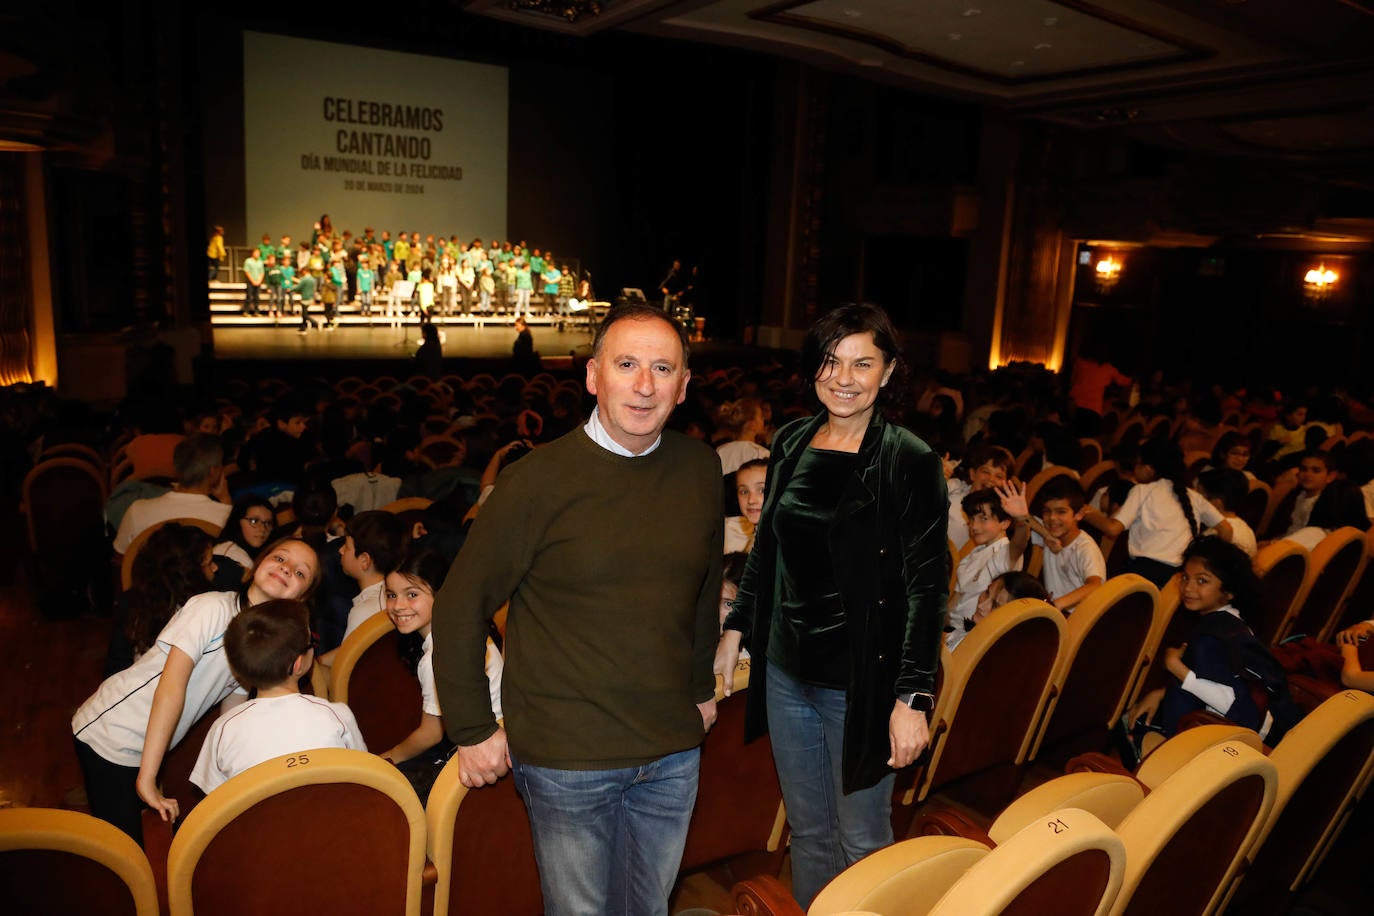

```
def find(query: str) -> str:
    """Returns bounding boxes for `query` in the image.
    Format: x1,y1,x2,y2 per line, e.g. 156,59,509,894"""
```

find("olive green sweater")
433,428,723,769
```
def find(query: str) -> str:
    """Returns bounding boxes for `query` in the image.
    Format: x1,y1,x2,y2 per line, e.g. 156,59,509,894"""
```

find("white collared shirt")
583,406,661,457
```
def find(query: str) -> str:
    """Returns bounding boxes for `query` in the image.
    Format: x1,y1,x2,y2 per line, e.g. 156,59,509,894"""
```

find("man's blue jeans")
510,746,700,916
765,663,894,906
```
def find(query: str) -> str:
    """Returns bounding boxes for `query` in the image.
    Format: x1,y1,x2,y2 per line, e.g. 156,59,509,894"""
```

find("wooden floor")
0,529,111,811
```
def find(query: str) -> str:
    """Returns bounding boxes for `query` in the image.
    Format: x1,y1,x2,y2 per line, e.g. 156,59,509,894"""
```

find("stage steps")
208,281,576,328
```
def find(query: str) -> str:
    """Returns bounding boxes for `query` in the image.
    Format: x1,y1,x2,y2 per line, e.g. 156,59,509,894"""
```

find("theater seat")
1282,527,1367,642
166,748,427,916
0,807,159,916
1030,574,1159,765
1224,689,1374,915
679,659,787,881
425,749,543,916
952,737,1274,916
733,807,1125,916
1250,540,1308,646
1110,740,1276,916
903,599,1065,819
1062,723,1261,788
927,807,1126,916
324,610,422,752
732,836,989,916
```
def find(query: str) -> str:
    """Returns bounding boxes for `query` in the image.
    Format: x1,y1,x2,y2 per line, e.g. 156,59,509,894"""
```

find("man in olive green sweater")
433,305,722,916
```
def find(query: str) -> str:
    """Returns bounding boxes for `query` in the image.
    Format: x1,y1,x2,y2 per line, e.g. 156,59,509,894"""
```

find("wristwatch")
896,692,935,714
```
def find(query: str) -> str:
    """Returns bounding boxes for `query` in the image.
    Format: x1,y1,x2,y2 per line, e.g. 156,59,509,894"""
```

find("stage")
204,316,769,388
210,321,594,362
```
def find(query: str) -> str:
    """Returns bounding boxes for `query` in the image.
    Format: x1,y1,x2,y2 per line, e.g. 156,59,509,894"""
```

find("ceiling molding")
462,0,682,36
748,0,1213,86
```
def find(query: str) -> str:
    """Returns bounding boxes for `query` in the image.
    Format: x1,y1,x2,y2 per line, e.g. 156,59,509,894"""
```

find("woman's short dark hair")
799,303,906,410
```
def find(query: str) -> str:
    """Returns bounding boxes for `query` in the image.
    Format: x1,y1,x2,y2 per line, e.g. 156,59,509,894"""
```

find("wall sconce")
1303,264,1339,301
1094,255,1122,291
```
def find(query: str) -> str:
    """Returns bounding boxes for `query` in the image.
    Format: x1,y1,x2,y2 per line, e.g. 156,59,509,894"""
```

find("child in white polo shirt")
1028,476,1106,613
191,599,364,794
947,483,1030,650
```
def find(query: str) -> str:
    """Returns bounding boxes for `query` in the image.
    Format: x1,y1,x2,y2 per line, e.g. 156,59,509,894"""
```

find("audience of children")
72,538,321,841
1081,438,1231,588
28,339,1374,860
189,599,365,794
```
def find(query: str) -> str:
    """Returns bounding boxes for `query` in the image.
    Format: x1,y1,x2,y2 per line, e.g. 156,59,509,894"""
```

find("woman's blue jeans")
766,662,895,906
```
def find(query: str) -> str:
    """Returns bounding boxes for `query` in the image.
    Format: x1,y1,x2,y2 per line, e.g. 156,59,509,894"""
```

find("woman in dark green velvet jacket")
716,303,948,906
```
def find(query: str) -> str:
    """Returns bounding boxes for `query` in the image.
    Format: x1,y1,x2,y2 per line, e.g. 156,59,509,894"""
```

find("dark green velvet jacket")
724,409,949,792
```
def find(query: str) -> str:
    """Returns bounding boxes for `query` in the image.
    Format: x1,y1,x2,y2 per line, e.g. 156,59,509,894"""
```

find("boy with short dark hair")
341,510,407,638
1284,450,1334,536
1028,477,1106,612
190,599,364,794
947,484,1029,649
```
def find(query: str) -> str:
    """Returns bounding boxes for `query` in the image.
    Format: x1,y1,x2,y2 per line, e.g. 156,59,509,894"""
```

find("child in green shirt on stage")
355,255,376,316
279,259,297,315
513,262,533,320
264,253,284,318
295,269,318,334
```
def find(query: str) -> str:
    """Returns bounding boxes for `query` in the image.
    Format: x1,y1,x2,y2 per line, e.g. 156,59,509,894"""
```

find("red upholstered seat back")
1,849,141,916
188,783,412,916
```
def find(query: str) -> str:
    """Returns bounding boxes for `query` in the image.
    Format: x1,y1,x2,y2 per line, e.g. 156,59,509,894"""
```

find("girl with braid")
1082,438,1233,588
